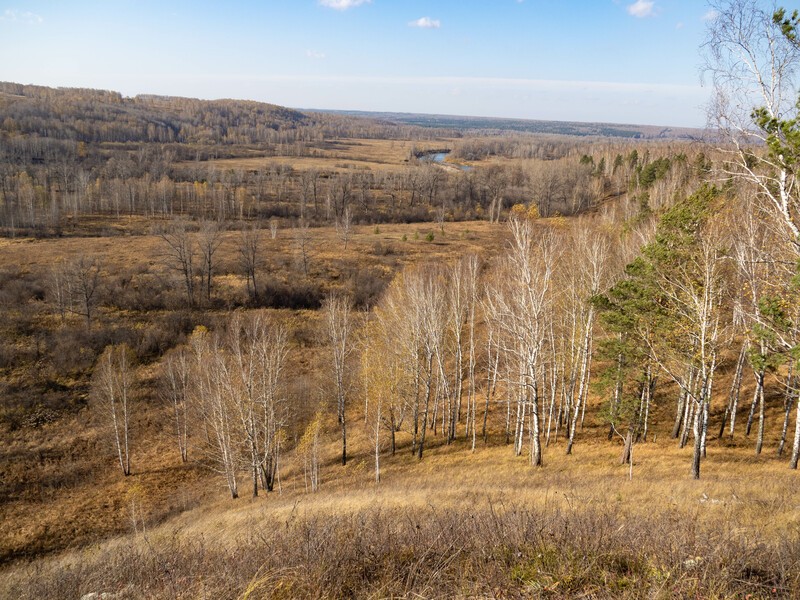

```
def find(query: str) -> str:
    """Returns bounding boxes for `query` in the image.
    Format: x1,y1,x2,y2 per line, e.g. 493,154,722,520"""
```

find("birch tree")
485,216,557,467
324,293,353,466
160,345,192,463
564,224,609,455
190,327,239,499
93,344,136,476
704,0,800,248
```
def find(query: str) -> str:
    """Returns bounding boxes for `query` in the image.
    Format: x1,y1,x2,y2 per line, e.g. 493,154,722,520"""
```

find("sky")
0,1,737,127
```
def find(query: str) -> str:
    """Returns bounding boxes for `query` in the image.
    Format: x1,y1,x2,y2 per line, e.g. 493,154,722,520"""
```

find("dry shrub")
4,501,798,599
259,277,323,310
347,266,390,310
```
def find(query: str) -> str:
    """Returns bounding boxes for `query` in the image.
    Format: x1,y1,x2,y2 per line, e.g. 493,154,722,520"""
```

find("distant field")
181,138,463,172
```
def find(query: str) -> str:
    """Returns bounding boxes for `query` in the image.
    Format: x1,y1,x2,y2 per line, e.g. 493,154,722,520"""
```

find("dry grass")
184,138,459,173
0,220,504,284
2,427,799,599
2,220,799,598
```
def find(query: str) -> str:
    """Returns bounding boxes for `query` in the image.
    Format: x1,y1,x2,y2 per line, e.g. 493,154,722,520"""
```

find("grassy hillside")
1,82,798,599
1,218,799,599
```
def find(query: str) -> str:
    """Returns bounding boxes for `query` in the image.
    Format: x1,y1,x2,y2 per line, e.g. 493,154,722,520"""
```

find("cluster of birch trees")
159,312,290,498
359,213,617,479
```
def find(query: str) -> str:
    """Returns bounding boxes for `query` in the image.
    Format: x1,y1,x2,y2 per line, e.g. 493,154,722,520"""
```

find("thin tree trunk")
755,369,766,455
672,384,687,439
779,371,795,457
678,367,697,448
620,430,633,465
609,350,623,441
721,341,747,439
691,401,703,479
580,332,593,431
529,378,542,467
745,371,760,436
566,309,593,455
417,353,433,460
483,339,499,443
790,387,800,469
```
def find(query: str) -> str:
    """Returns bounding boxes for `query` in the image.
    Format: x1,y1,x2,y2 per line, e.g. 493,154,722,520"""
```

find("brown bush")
4,502,798,599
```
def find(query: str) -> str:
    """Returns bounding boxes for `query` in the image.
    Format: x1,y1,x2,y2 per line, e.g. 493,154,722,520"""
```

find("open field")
181,138,464,173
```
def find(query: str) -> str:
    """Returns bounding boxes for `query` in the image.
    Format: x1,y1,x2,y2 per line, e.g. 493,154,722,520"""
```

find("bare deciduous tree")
238,223,263,304
68,256,102,328
159,219,197,308
704,0,800,246
324,293,353,466
93,344,136,476
198,220,224,303
161,345,192,463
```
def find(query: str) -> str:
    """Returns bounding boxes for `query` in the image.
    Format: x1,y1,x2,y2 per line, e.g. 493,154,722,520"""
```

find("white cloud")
409,17,441,29
318,0,370,10
627,0,656,18
702,9,719,21
0,9,43,24
306,50,326,60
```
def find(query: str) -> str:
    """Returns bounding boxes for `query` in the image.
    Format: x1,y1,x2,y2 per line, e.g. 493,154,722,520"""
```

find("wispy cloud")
409,16,441,29
318,0,370,10
702,9,719,21
627,0,656,18
306,50,326,60
0,9,43,24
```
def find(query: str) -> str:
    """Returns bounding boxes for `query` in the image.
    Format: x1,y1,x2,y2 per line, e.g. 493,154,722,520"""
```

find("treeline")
0,81,713,236
0,82,455,146
0,139,702,235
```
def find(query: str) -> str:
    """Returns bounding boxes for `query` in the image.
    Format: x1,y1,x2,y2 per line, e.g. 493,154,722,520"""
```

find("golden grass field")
185,138,464,173
3,397,799,598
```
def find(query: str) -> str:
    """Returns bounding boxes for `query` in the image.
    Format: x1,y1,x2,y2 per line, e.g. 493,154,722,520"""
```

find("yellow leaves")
510,203,540,221
191,324,209,336
550,213,567,229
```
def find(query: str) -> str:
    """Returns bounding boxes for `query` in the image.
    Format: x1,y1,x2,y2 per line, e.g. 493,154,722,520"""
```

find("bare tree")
485,217,557,466
565,225,609,455
336,206,353,249
159,219,197,308
298,412,322,491
190,327,239,499
238,223,263,303
93,344,136,476
68,256,102,328
294,219,311,276
324,293,353,466
47,260,72,324
198,219,224,303
161,345,192,463
703,0,800,247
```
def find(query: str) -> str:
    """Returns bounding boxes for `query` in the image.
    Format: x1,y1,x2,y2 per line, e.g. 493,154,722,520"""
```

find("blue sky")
0,1,734,127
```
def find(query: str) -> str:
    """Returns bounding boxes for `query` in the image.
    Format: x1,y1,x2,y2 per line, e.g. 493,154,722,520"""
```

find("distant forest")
0,81,695,236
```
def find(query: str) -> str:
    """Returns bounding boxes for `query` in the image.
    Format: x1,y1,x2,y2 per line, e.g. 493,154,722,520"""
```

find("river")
419,150,472,171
